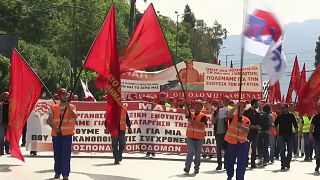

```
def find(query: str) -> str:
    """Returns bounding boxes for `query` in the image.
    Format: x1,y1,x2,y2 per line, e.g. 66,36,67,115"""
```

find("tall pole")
128,0,136,36
71,0,77,88
174,12,191,115
238,0,248,121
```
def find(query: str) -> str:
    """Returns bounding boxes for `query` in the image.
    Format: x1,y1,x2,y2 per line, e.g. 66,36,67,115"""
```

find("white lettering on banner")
26,101,217,154
139,103,177,113
125,144,181,152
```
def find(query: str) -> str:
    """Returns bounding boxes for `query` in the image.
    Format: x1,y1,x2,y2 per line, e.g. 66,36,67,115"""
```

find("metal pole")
238,0,248,121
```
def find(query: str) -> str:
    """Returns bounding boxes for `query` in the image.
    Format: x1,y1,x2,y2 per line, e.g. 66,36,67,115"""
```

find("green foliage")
181,4,228,63
315,36,320,68
0,1,228,98
19,40,71,91
0,55,10,92
183,4,196,28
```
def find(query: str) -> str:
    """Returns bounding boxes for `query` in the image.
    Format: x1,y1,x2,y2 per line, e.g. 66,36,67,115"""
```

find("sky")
136,0,320,35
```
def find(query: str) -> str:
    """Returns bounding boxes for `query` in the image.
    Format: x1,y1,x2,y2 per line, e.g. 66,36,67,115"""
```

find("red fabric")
286,56,300,103
298,63,307,98
269,81,281,104
119,3,172,73
84,5,117,90
8,49,42,161
296,65,320,115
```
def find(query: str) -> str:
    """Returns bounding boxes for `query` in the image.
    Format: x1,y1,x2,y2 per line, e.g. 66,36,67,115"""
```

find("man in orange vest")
225,102,250,180
105,104,132,164
183,100,207,174
47,88,77,180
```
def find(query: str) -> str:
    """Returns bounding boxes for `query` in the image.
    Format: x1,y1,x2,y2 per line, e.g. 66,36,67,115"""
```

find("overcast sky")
136,0,320,35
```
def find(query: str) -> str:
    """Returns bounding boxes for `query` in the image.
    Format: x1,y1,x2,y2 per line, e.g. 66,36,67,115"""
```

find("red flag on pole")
269,81,281,104
84,5,118,90
281,94,285,103
296,65,320,115
83,4,121,137
285,55,300,103
120,3,172,73
298,63,307,98
8,49,42,161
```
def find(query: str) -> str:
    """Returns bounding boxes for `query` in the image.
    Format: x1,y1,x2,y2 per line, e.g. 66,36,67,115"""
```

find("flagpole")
294,63,305,105
153,5,191,114
237,0,248,121
13,48,57,104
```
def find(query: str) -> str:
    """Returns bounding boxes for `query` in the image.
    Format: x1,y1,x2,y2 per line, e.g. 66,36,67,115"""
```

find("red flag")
298,63,307,98
8,49,42,161
84,5,117,90
230,60,233,68
281,94,285,103
296,65,320,115
269,81,281,104
120,3,172,73
285,55,300,103
83,5,121,136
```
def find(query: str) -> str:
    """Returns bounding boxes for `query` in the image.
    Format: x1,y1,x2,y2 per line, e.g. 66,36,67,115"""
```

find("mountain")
219,19,320,97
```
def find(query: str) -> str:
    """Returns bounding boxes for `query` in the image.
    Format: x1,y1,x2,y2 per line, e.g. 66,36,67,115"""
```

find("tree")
0,0,130,98
315,36,320,67
0,55,10,93
183,4,196,29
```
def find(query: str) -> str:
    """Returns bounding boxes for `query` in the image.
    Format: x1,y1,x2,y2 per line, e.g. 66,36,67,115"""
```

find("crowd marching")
1,89,320,180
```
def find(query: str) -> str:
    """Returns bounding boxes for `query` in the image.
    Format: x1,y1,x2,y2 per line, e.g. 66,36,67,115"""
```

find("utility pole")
71,0,77,87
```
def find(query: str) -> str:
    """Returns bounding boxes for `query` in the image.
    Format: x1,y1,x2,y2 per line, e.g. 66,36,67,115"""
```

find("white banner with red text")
26,100,216,154
121,61,262,100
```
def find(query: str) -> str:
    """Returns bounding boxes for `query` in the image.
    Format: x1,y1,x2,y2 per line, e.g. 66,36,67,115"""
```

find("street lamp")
175,11,191,63
225,54,235,67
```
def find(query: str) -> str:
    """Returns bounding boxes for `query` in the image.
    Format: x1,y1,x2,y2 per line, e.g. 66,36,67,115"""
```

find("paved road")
1,151,320,180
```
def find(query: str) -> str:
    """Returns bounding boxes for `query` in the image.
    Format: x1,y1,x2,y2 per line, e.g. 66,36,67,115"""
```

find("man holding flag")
0,91,10,155
47,88,77,180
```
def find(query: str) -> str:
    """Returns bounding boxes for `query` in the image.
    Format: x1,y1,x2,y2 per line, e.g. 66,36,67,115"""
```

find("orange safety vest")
224,114,250,144
186,112,206,140
51,103,77,136
120,107,127,131
270,112,278,136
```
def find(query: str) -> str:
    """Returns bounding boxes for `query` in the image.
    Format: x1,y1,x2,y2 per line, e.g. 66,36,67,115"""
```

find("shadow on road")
0,164,20,172
168,173,197,178
93,163,116,167
73,172,140,180
35,169,55,173
305,172,320,176
202,170,226,174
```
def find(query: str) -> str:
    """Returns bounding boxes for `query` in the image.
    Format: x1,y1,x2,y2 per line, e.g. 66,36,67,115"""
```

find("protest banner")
26,101,216,154
121,61,262,100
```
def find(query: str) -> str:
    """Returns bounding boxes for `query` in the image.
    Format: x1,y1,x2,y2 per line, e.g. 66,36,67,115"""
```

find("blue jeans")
111,130,126,162
314,139,320,166
0,124,9,154
258,132,269,163
185,138,203,171
52,135,72,177
279,135,293,167
226,142,249,180
269,135,276,162
303,133,314,160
